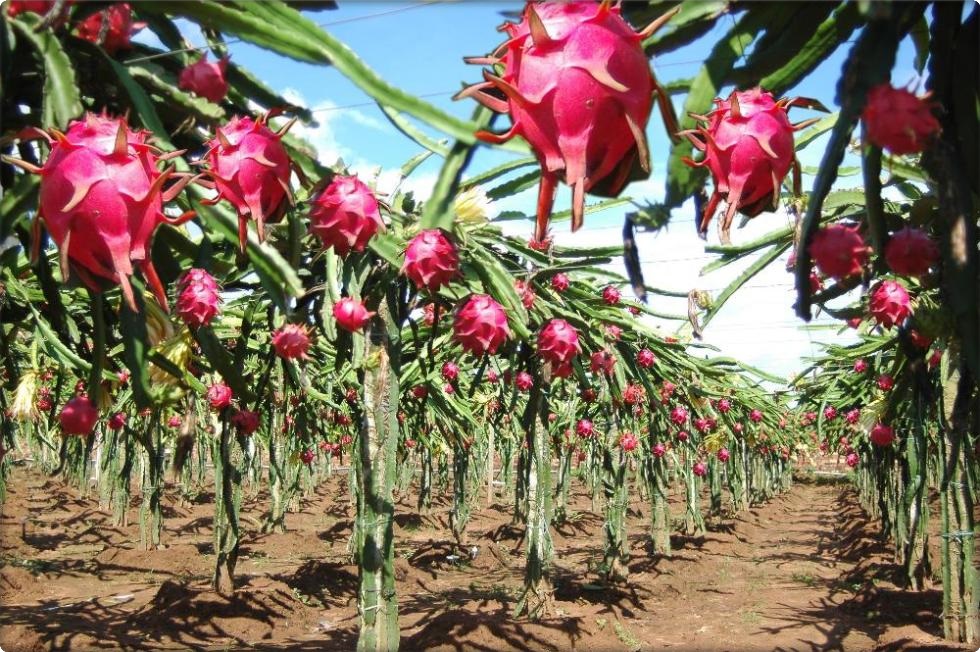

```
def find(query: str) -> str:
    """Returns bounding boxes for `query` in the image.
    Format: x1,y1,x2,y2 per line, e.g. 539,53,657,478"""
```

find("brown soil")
0,466,970,652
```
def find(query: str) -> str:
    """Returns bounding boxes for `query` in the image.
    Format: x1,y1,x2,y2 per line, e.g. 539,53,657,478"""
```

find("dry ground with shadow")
0,464,974,651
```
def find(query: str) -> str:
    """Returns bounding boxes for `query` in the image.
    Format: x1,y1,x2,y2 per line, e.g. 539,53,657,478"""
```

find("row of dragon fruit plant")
1,0,977,647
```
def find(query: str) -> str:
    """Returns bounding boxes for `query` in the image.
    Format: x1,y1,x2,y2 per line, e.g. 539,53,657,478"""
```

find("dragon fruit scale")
202,114,295,251
11,113,195,311
682,88,818,243
458,1,675,241
309,175,384,257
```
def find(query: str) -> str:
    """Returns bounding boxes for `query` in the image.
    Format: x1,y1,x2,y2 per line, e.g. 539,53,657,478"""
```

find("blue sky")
158,2,926,380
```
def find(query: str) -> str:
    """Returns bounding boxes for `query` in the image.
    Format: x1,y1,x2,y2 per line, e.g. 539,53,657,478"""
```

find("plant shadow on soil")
0,466,975,651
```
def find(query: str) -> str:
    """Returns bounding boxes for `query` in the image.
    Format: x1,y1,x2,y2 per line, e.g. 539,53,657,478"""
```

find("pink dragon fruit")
853,359,869,373
670,406,688,425
576,419,594,438
515,279,536,309
862,84,940,155
486,370,499,384
717,398,731,413
60,396,98,435
845,452,860,468
604,324,622,341
515,371,534,392
652,442,667,458
402,229,459,291
444,383,455,395
176,269,221,328
909,329,933,349
694,417,711,433
676,430,689,442
16,113,194,311
299,448,315,465
823,406,837,421
453,294,510,355
884,227,939,277
537,319,580,378
231,409,260,435
271,323,312,360
628,304,641,316
310,175,382,257
809,224,869,280
178,55,230,104
619,431,638,452
204,114,294,250
411,385,428,400
692,461,708,477
75,3,143,55
333,297,374,332
717,447,730,463
870,423,895,447
167,415,182,428
623,383,645,406
636,348,656,369
550,273,570,293
602,286,621,305
107,412,127,431
869,280,911,329
682,88,809,242
844,408,861,425
590,350,616,376
580,387,597,403
876,374,894,392
207,383,233,410
749,409,763,423
441,361,460,381
459,1,666,240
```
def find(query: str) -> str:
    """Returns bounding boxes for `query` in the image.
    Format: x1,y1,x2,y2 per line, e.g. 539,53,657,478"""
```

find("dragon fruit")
652,442,667,458
884,227,939,277
310,175,382,257
16,113,193,311
485,370,499,384
537,319,581,374
207,383,233,410
670,406,688,425
636,348,656,368
589,350,616,376
60,396,98,435
204,114,294,250
515,371,534,392
844,408,861,425
333,297,375,332
692,461,707,477
231,409,260,435
453,294,510,355
717,447,730,463
682,88,808,242
733,422,743,434
694,417,711,433
515,279,536,309
441,361,460,381
550,273,570,293
823,406,837,421
178,55,230,104
411,385,428,399
75,3,143,55
459,1,666,240
580,387,597,403
809,224,869,280
676,430,689,442
602,286,621,305
869,280,911,329
107,412,127,431
176,269,221,328
847,317,863,329
628,305,641,316
853,359,868,373
576,418,594,438
167,415,182,428
402,229,459,291
749,409,763,423
619,432,638,452
862,84,940,155
870,423,895,447
299,448,315,465
845,452,860,468
444,383,455,395
909,329,933,349
717,398,731,413
623,383,645,406
271,323,311,359
604,324,622,341
876,374,894,392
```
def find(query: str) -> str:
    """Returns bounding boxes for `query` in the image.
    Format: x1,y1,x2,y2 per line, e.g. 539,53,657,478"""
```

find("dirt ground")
0,464,972,652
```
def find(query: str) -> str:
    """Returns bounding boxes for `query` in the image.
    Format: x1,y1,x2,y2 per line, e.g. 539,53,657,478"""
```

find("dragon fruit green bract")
862,84,940,155
203,114,294,251
453,294,510,356
310,175,383,257
179,55,230,104
459,1,670,241
402,229,459,291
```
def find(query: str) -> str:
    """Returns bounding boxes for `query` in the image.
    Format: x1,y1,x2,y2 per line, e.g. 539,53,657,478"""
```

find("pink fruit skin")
176,268,221,328
441,361,460,381
453,294,510,355
207,383,233,410
717,398,731,413
623,384,645,405
515,280,536,309
670,406,688,425
576,419,594,438
845,408,861,425
60,396,98,435
809,224,869,280
463,1,655,240
652,443,666,458
717,447,730,463
402,229,459,291
884,227,939,277
676,430,689,442
178,56,230,103
868,280,911,329
310,175,382,257
685,88,796,239
846,452,860,468
333,297,375,332
34,113,185,311
862,84,940,155
749,409,763,423
877,374,894,392
108,412,127,430
853,359,868,373
692,461,707,478
76,3,142,55
271,324,311,359
206,116,293,250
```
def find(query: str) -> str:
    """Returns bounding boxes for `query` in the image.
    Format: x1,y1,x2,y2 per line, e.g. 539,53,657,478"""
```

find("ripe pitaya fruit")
652,442,667,458
869,280,911,329
75,3,143,55
590,350,616,376
486,370,499,384
15,113,194,311
537,319,580,369
870,423,895,446
876,374,894,392
167,415,182,428
207,383,233,410
576,419,594,438
853,359,868,373
628,304,641,316
334,297,375,332
682,88,813,242
733,422,744,434
823,406,837,421
602,286,621,305
179,55,230,104
884,227,939,277
809,224,869,280
692,461,707,478
402,229,459,291
107,411,127,431
619,432,638,452
844,408,861,425
299,448,315,465
580,387,597,403
231,409,260,435
453,294,510,355
60,396,98,435
550,273,570,293
459,1,670,240
310,175,383,257
411,385,428,399
444,383,455,395
271,323,312,360
676,430,690,442
176,269,221,328
909,329,933,349
749,409,763,423
636,348,656,369
203,114,294,250
623,383,645,406
604,324,622,341
515,279,536,309
515,371,533,392
717,447,730,463
670,406,688,425
862,84,940,155
717,398,731,413
928,349,943,370
845,452,860,468
847,317,863,329
694,417,711,433
441,361,460,381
